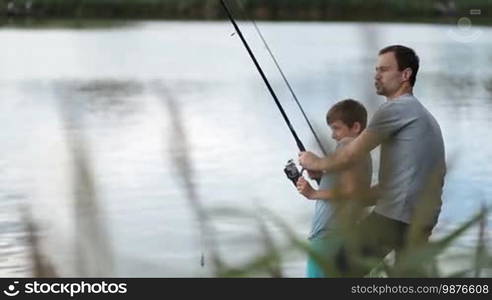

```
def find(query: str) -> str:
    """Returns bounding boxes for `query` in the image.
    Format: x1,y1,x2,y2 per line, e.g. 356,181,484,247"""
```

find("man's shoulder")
380,95,418,110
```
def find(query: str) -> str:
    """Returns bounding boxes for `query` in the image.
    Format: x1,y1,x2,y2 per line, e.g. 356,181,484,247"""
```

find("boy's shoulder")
337,137,355,149
338,136,372,169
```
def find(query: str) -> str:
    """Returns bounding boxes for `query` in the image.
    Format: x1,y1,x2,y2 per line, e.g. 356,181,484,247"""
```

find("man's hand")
296,177,316,200
298,151,322,171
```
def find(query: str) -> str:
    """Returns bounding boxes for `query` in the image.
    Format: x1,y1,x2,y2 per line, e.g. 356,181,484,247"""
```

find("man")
299,45,446,276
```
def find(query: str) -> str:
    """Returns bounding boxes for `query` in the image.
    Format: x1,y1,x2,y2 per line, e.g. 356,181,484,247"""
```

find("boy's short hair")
326,99,367,131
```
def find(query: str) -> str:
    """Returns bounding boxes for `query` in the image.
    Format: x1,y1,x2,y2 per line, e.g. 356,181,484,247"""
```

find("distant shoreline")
0,0,491,25
1,17,491,30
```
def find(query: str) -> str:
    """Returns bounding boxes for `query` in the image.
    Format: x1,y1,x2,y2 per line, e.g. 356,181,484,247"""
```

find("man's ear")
401,67,413,83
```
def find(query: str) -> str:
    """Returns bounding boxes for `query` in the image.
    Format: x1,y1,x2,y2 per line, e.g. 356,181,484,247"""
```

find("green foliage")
209,206,490,277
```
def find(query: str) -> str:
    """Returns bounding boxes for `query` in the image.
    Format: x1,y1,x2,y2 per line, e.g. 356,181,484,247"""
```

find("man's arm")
299,129,381,172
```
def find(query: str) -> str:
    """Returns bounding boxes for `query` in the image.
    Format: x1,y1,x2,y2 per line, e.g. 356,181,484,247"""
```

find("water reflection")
0,202,30,277
427,72,478,104
484,78,492,96
0,21,491,277
55,79,144,121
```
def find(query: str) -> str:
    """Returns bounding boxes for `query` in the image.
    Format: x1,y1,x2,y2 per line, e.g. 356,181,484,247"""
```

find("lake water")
0,20,491,277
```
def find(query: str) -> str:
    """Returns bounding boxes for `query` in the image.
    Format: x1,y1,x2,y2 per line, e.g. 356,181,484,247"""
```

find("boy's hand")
298,151,322,171
307,170,323,180
296,177,316,200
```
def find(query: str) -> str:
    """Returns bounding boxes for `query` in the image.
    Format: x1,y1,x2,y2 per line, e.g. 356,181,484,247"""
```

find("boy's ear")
351,122,362,134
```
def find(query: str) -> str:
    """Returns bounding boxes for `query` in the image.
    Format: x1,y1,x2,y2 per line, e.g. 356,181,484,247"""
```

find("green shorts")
306,232,343,278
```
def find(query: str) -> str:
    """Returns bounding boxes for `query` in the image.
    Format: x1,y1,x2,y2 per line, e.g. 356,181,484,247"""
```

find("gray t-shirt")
367,94,445,226
309,138,372,239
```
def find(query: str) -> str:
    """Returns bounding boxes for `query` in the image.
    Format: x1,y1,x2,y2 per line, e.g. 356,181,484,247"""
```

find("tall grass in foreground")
202,205,490,277
155,82,225,274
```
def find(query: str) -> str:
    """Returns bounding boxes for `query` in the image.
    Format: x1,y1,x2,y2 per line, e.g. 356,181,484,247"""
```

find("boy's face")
329,120,360,141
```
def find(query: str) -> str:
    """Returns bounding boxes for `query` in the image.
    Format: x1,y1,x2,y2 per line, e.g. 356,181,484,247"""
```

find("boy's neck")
339,134,358,142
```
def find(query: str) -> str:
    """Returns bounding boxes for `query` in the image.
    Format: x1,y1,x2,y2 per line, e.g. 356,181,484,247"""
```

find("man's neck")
387,86,413,101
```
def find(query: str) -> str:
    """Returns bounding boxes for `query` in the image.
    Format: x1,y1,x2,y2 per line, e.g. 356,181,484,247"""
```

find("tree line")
0,0,489,22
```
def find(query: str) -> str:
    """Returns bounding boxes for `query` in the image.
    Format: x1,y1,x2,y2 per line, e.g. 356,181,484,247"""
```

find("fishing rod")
220,0,305,153
232,0,327,157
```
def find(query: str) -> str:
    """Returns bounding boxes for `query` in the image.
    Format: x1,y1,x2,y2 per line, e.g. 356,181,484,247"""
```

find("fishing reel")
284,159,303,186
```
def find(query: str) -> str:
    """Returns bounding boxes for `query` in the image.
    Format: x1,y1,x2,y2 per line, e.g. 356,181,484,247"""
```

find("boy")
296,99,372,277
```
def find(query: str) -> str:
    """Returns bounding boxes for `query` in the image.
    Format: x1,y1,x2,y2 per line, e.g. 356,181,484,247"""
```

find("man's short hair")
326,99,367,131
379,45,420,87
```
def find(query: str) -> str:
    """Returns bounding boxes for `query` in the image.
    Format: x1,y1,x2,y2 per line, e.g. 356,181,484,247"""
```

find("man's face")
374,52,404,97
329,120,359,142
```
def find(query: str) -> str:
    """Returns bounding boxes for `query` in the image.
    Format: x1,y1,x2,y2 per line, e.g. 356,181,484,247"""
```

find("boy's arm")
363,184,381,206
296,165,381,204
296,177,335,200
312,188,336,201
338,167,380,206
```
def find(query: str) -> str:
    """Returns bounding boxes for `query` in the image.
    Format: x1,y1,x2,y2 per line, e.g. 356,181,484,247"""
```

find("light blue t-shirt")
308,139,372,240
308,172,338,240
